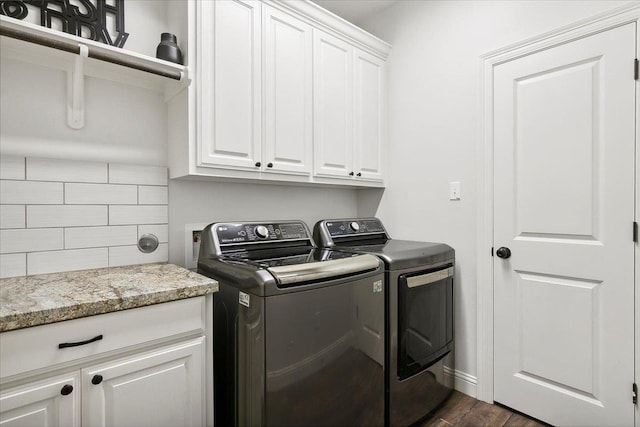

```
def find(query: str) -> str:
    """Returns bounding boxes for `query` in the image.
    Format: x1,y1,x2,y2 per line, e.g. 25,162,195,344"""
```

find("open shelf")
0,15,190,95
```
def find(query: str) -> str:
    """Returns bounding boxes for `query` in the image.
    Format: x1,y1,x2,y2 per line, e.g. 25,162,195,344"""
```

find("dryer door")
398,264,454,380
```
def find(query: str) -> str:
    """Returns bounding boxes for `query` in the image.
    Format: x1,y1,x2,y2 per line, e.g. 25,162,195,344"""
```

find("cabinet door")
264,6,313,175
353,49,385,182
198,0,262,170
82,338,204,427
0,373,79,427
313,30,354,179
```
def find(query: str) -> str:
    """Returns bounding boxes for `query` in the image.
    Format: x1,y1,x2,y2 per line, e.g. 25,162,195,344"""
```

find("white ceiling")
311,0,398,26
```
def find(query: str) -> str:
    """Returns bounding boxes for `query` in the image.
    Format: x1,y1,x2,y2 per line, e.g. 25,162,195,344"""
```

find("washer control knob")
254,225,269,239
349,222,360,232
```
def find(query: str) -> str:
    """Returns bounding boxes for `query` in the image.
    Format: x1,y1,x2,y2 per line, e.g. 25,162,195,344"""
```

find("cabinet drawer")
0,297,205,379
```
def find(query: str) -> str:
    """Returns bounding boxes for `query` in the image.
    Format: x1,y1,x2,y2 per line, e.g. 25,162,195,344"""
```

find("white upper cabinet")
314,32,386,183
263,5,313,175
354,49,385,181
169,0,390,187
198,0,262,170
313,30,354,179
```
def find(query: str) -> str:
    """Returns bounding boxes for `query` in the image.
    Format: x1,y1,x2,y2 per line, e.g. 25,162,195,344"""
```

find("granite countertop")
0,263,218,332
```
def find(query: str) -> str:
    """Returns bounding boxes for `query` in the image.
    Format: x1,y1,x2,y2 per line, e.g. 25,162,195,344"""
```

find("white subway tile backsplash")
108,243,168,267
109,164,167,186
109,205,167,225
0,205,25,229
0,253,26,278
0,157,170,277
138,225,169,243
27,158,107,183
0,181,63,204
28,205,107,228
138,186,168,205
65,225,138,249
0,228,63,254
28,248,108,275
65,183,137,205
0,157,25,180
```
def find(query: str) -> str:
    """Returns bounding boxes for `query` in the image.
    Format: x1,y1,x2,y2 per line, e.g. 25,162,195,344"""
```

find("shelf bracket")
67,43,88,129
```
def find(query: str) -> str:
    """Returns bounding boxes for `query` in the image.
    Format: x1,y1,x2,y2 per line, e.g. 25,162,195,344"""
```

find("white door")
82,338,204,427
198,0,262,170
493,23,636,426
313,29,354,179
353,48,385,182
0,373,79,427
263,6,313,176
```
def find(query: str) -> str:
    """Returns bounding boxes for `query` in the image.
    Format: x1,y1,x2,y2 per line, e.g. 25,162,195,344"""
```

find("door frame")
476,2,640,405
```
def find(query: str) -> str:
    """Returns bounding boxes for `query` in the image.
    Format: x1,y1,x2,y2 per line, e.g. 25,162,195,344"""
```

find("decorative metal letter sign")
0,0,129,48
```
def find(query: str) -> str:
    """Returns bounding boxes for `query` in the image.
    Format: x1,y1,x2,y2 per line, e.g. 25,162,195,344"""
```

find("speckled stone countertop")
0,263,218,332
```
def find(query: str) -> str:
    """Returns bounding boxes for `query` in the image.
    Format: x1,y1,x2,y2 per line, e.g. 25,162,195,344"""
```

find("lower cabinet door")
82,337,205,427
0,373,80,427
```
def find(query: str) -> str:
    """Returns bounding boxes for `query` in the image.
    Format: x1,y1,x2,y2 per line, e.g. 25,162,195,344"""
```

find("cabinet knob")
255,162,261,167
91,374,103,385
356,172,362,177
349,171,354,176
267,163,273,168
60,384,74,395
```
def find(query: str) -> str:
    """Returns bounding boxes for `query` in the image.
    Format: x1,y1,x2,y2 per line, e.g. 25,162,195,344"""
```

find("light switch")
449,182,461,200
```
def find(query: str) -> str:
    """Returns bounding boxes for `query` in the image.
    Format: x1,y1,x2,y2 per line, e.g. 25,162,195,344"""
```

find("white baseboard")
444,366,478,398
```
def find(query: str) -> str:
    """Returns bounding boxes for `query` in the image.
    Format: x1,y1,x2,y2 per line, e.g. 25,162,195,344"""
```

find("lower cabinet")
0,297,211,427
82,338,204,427
0,373,80,427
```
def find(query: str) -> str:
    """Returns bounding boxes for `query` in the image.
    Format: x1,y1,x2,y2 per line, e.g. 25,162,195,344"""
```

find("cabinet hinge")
635,59,639,81
634,222,638,243
633,383,637,405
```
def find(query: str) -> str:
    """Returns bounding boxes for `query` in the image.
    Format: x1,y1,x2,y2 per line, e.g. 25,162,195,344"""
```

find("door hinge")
634,222,638,243
633,383,637,405
635,59,639,81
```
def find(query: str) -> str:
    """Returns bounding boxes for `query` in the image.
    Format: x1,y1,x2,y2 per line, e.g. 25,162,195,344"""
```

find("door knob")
91,374,103,385
496,247,511,259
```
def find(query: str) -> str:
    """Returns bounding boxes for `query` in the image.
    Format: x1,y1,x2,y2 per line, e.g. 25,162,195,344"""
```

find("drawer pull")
60,384,74,395
58,334,103,349
92,374,103,385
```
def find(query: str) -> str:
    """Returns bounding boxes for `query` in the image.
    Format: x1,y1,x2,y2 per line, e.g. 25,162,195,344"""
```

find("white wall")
0,0,172,166
357,0,630,385
168,180,360,266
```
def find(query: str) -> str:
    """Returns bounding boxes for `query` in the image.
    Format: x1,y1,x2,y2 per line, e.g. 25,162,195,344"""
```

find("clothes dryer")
314,218,455,426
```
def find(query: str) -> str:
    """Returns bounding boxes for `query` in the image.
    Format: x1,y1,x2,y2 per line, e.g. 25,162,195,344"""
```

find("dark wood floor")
417,391,548,427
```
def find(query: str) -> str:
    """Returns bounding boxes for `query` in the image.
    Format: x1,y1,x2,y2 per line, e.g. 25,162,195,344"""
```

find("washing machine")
198,220,386,426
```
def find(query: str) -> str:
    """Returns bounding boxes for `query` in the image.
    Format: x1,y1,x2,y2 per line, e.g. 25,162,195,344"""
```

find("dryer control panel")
324,218,386,237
